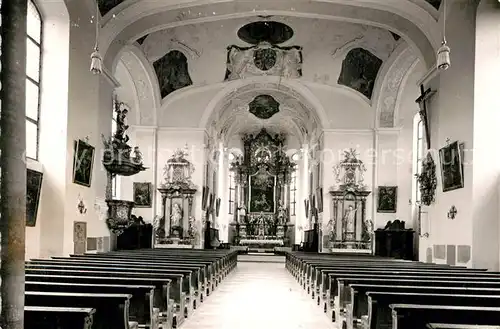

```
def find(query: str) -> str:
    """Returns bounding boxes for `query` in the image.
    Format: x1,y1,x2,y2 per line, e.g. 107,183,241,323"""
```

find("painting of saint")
26,169,43,227
133,182,152,208
377,186,397,213
249,171,275,213
439,141,464,192
72,140,95,187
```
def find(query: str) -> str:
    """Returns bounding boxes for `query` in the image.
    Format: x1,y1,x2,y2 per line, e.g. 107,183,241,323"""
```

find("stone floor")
182,260,335,329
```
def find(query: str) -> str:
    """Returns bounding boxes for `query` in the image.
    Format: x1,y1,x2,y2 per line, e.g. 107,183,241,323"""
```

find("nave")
182,258,334,329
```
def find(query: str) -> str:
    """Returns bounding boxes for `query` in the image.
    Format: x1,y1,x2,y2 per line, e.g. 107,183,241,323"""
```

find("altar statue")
277,201,287,225
344,205,359,234
171,203,183,227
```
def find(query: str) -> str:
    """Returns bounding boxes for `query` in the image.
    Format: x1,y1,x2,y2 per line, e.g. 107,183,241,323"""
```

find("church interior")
2,0,500,328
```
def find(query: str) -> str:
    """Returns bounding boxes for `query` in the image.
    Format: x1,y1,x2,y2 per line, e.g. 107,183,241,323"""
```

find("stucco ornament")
225,43,302,80
377,46,418,127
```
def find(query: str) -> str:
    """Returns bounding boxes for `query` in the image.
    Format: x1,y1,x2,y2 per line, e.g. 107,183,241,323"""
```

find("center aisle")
182,258,335,329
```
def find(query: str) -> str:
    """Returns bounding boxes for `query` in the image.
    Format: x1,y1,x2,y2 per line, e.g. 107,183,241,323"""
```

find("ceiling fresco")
96,0,125,16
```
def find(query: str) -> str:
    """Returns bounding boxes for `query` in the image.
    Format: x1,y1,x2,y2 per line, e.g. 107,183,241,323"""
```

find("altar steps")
237,254,286,264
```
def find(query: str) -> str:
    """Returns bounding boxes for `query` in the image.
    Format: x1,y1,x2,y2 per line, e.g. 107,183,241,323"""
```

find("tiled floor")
182,261,335,329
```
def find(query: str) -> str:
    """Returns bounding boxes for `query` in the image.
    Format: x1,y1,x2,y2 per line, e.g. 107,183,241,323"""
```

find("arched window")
26,0,43,160
290,170,297,216
228,170,235,214
413,114,425,203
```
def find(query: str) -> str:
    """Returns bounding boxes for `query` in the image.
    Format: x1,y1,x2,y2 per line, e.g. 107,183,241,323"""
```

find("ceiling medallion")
253,44,277,71
237,21,294,45
249,95,280,120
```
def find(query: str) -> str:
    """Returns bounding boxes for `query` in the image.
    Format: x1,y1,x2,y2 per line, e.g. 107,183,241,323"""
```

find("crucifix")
415,84,436,150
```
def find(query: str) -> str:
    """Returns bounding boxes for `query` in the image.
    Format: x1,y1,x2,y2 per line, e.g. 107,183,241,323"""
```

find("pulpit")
324,149,373,253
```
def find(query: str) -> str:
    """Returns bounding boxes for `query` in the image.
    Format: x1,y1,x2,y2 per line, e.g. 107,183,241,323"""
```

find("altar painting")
249,169,275,213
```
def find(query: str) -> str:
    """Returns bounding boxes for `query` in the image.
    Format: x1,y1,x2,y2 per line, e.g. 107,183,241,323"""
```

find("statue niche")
327,149,372,252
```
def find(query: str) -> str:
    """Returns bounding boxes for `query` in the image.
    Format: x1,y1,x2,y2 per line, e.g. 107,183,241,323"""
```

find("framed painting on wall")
377,186,398,213
439,141,465,192
133,182,152,208
72,139,95,187
26,168,43,227
315,187,323,213
202,186,209,210
215,197,221,217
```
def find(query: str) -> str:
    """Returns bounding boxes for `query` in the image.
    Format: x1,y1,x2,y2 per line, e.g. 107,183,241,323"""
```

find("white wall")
27,0,115,259
472,0,500,270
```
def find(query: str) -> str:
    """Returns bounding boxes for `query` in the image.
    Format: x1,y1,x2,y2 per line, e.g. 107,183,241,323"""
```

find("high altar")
228,129,295,250
324,149,373,253
154,148,199,248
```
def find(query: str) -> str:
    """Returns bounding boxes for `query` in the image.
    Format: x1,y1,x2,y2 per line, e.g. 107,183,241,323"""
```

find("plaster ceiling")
101,0,441,71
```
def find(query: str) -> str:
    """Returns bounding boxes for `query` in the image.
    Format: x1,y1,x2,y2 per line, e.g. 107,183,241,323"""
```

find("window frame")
228,170,235,214
25,0,43,161
414,117,424,203
290,170,297,216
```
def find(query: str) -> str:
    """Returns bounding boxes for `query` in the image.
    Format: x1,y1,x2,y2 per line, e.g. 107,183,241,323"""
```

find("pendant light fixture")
437,0,451,71
90,1,103,74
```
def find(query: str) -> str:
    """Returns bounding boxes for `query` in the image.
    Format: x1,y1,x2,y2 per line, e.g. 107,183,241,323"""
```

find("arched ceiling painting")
96,0,125,16
337,48,382,99
153,50,193,98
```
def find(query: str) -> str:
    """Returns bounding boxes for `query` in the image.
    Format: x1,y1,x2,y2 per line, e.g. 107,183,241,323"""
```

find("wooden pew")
25,281,157,329
314,263,486,295
349,284,500,328
115,249,236,282
26,262,197,316
328,272,500,312
315,266,491,304
332,276,500,324
104,248,237,280
390,304,500,329
25,268,185,327
427,324,500,329
25,291,131,329
25,274,174,329
323,268,499,304
364,292,500,329
45,256,209,300
25,306,95,329
70,253,219,293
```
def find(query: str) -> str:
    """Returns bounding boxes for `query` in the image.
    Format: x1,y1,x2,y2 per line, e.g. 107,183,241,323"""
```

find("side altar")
324,149,373,253
228,129,295,250
153,148,199,248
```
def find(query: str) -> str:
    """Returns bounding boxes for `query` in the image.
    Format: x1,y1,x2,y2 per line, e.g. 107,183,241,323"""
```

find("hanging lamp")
437,0,451,71
90,1,103,74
